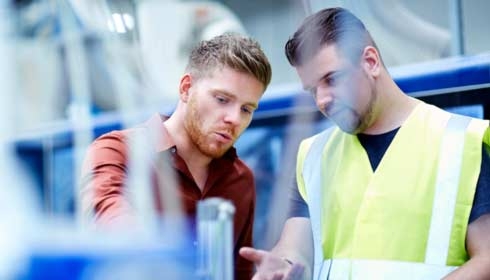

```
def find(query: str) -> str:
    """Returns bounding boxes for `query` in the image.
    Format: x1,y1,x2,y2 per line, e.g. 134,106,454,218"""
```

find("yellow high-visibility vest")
296,102,489,279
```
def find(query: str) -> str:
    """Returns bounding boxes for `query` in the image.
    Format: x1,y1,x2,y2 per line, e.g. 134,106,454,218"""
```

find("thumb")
239,247,268,264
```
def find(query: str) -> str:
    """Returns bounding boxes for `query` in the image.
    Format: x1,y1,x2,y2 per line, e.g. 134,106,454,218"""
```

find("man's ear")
362,46,381,77
179,74,192,102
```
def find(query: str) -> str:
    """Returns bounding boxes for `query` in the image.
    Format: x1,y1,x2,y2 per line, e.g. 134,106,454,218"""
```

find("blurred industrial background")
1,0,490,279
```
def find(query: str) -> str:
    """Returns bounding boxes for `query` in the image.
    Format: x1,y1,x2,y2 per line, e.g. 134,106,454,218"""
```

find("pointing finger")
239,247,268,264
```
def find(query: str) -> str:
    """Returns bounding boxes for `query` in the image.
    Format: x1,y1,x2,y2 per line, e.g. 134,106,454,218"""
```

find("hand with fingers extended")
239,247,305,280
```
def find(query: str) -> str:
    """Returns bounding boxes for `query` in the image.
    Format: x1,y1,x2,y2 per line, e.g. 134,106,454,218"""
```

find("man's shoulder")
93,124,149,145
232,156,254,178
90,128,139,155
299,126,337,154
92,129,127,146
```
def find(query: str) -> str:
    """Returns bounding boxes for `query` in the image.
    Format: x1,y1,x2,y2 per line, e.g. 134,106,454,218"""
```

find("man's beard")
327,85,377,134
184,100,232,158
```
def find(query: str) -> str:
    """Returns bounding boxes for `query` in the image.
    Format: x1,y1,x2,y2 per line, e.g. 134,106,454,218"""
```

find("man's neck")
363,78,421,135
164,115,211,191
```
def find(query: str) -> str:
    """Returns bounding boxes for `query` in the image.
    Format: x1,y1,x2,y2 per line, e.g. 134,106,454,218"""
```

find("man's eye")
326,71,348,86
324,76,336,87
241,107,253,114
216,96,228,103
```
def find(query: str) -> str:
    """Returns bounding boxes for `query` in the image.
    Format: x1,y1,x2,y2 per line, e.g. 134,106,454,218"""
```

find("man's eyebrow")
246,102,258,109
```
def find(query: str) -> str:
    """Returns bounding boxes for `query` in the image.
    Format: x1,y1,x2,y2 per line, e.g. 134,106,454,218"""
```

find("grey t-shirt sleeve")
287,175,310,218
469,142,490,223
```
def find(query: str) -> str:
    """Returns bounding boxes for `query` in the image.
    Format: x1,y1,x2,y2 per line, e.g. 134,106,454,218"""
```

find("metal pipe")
449,0,464,55
301,0,312,16
0,2,40,278
108,0,187,236
197,198,235,280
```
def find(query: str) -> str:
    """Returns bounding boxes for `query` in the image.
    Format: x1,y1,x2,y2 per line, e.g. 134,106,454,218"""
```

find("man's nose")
223,107,241,126
315,87,334,112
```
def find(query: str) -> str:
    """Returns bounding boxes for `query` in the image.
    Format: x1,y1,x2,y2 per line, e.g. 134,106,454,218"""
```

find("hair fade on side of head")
186,33,272,89
285,7,379,67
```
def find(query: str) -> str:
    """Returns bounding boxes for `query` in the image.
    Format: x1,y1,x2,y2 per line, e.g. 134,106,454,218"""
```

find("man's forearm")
443,257,490,279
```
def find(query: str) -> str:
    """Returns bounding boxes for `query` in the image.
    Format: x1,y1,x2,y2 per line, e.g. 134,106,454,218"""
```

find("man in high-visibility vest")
240,7,490,279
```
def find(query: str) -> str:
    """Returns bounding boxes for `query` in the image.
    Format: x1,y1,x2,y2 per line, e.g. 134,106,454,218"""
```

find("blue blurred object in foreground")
21,243,197,280
18,217,199,280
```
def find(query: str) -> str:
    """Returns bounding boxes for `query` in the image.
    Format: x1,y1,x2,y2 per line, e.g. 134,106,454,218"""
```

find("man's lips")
325,104,349,118
325,108,343,118
215,132,233,142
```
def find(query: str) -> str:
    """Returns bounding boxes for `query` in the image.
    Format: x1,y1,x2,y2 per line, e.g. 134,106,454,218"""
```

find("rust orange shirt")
80,113,255,279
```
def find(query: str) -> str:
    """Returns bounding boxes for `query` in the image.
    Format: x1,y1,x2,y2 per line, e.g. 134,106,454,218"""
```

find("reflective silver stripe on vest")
425,114,472,265
303,127,335,280
321,259,458,280
302,114,472,279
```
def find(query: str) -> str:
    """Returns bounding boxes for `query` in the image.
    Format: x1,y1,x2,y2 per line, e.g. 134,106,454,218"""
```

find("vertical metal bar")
0,2,41,278
56,0,94,228
43,138,55,214
197,198,235,280
449,0,464,55
301,0,313,16
106,0,186,235
99,0,162,232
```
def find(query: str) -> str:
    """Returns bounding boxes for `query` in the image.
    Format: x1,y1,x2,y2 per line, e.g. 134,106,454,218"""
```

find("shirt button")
171,147,176,153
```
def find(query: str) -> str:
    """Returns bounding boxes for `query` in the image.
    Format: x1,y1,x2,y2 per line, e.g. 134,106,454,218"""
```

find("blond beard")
184,97,231,158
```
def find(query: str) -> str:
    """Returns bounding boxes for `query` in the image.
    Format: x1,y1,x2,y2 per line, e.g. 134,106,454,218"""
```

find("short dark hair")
285,7,379,66
186,33,272,89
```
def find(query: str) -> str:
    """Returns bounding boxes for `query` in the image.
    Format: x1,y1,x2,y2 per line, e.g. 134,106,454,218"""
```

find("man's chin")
200,146,230,159
337,121,361,134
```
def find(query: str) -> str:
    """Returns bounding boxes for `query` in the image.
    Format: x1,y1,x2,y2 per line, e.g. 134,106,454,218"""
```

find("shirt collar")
143,113,175,153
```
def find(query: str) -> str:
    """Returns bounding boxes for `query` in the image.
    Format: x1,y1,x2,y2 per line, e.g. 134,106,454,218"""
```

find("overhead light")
122,13,135,29
107,13,134,33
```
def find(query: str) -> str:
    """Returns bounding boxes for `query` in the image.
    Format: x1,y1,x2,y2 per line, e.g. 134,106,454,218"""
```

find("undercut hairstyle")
186,33,272,89
285,7,381,67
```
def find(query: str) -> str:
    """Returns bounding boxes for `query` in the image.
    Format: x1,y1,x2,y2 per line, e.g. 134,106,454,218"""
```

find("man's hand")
239,247,305,280
239,217,312,279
